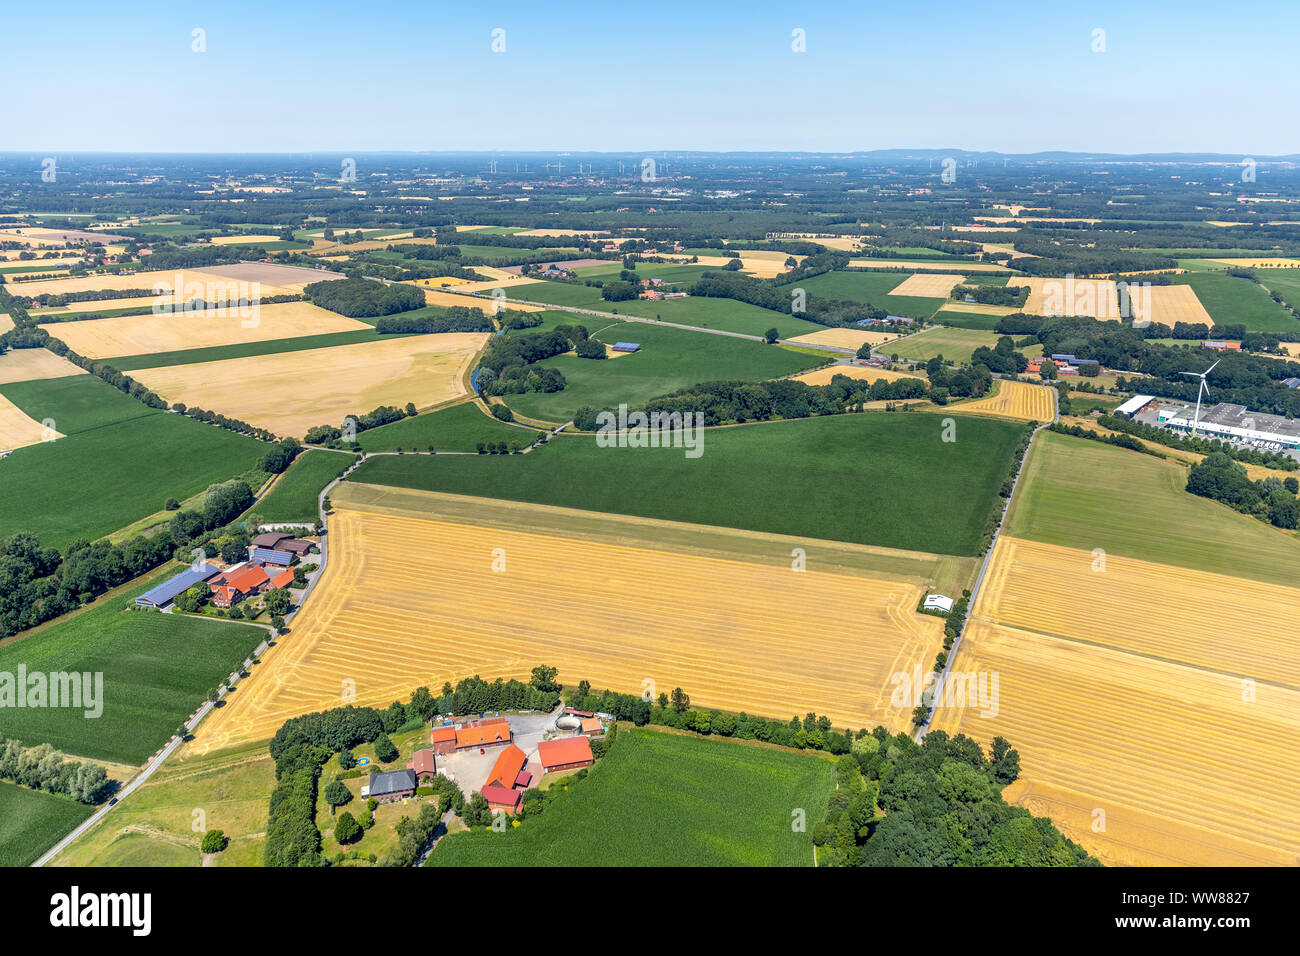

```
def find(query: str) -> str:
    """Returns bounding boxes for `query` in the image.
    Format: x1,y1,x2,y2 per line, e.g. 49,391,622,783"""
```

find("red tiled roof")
481,784,520,809
411,750,436,775
537,735,593,769
485,744,527,789
580,717,603,735
223,564,269,593
270,569,295,590
431,726,457,743
515,770,533,789
456,723,511,748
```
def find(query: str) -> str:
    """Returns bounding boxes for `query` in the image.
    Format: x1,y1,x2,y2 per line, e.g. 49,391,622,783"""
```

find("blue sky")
5,0,1298,154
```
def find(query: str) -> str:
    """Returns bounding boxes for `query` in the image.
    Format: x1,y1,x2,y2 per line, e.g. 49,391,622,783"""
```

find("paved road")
914,383,1059,742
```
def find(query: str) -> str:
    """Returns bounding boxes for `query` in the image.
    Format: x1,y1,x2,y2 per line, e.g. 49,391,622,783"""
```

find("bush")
491,403,514,423
334,811,361,844
200,829,228,854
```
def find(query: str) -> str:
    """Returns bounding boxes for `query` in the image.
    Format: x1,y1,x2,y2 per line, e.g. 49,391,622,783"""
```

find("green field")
0,568,266,763
930,309,1003,330
792,270,948,319
428,728,835,867
503,321,823,423
887,326,1042,365
349,411,1024,555
357,400,539,453
1007,430,1300,589
0,375,271,548
1257,268,1300,311
256,449,357,522
505,280,823,337
572,262,716,287
0,782,93,867
1171,272,1300,333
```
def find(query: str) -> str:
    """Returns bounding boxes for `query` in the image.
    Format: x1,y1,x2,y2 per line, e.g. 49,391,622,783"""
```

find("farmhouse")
365,769,417,803
429,716,514,754
134,563,221,609
209,563,270,606
408,749,437,781
538,735,594,774
1203,340,1241,351
484,743,527,789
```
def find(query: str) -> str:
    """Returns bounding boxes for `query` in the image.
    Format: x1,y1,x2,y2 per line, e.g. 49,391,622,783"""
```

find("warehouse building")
1157,402,1300,449
134,563,222,608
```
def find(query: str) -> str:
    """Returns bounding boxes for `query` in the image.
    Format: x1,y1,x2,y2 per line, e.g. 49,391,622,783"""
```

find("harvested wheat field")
8,267,314,300
193,490,945,753
48,302,372,359
946,379,1055,422
0,348,88,385
0,314,12,333
939,302,1020,316
0,392,59,451
695,252,804,278
786,328,899,350
209,234,281,245
416,274,542,296
1009,277,1212,326
418,286,543,312
131,332,488,437
932,535,1300,866
889,273,966,297
792,364,924,387
849,257,1009,272
1207,257,1300,269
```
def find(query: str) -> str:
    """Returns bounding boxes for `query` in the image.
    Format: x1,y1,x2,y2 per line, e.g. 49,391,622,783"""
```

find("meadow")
1006,430,1300,588
348,411,1024,556
256,449,357,523
887,327,1041,365
356,399,539,453
506,321,822,423
0,568,266,764
0,782,93,867
109,328,402,371
429,728,835,866
793,270,948,319
0,376,271,548
1171,271,1300,333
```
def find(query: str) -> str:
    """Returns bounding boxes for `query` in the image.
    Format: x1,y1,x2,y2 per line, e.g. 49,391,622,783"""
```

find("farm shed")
611,342,641,352
538,735,594,773
408,749,437,780
481,784,521,812
1113,394,1155,418
134,563,221,608
484,744,528,789
248,546,294,566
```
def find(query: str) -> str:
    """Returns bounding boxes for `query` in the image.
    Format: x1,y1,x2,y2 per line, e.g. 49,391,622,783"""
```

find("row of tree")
0,734,112,805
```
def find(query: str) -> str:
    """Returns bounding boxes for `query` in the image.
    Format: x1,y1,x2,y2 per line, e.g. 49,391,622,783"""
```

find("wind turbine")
1179,359,1218,435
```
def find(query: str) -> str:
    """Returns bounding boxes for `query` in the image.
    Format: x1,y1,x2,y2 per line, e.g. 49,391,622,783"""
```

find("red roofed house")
269,568,295,590
537,735,594,774
580,717,604,737
484,744,527,789
481,784,521,812
407,749,437,781
430,725,458,755
210,585,241,609
209,563,270,607
454,718,512,751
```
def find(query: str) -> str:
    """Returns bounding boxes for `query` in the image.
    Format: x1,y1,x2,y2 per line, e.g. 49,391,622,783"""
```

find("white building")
1158,402,1300,449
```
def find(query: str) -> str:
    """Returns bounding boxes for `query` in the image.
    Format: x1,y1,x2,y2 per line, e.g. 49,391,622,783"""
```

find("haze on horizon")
5,0,1299,155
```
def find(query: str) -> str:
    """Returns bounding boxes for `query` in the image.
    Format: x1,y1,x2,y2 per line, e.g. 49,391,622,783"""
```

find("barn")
537,735,594,774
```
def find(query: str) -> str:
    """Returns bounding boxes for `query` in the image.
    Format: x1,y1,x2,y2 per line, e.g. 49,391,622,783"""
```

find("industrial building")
1157,402,1300,449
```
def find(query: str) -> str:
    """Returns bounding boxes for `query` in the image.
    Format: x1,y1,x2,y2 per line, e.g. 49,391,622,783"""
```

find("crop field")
131,332,488,438
0,376,271,547
51,740,276,868
193,496,946,752
849,257,1010,272
46,302,372,359
886,327,1029,365
430,727,835,866
889,272,966,297
419,286,544,311
693,250,804,277
348,412,1023,555
108,328,400,372
929,310,1003,330
0,347,87,384
792,270,948,319
1206,257,1300,269
0,783,93,867
1169,272,1300,333
1009,277,1213,326
5,268,297,299
791,364,925,387
944,379,1055,422
0,390,58,450
1006,430,1300,588
257,449,357,522
0,567,266,764
356,399,539,453
933,535,1300,866
784,328,898,349
505,321,821,423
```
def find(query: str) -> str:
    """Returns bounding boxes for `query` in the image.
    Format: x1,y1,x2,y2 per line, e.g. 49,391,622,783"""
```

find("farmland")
0,567,266,764
1171,271,1300,332
348,412,1025,555
0,783,93,867
130,332,488,438
791,364,924,387
0,376,271,548
356,399,539,453
792,270,949,318
193,492,946,752
887,327,1042,365
944,379,1056,422
504,321,821,423
1008,277,1213,326
430,727,835,866
256,449,356,523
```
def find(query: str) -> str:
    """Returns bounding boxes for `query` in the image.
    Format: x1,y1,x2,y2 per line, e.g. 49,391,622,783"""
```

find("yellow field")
695,250,805,277
1009,277,1212,325
850,257,1010,272
131,332,487,437
0,392,60,451
766,233,862,252
792,364,923,387
938,302,1019,316
786,328,899,350
193,491,946,753
1281,342,1300,357
0,313,12,333
889,273,966,297
1207,257,1300,269
933,536,1300,866
418,286,543,312
415,274,543,297
209,234,281,245
947,379,1055,422
7,268,302,299
47,302,372,359
0,348,88,384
